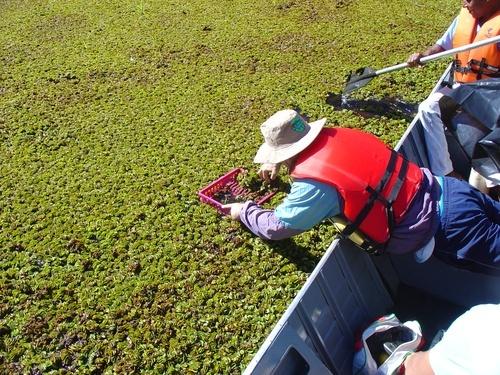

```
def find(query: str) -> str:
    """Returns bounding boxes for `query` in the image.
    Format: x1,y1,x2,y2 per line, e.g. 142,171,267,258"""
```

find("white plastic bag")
352,313,423,375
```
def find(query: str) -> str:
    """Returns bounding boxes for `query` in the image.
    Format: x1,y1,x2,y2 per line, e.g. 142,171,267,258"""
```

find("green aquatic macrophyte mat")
0,0,457,372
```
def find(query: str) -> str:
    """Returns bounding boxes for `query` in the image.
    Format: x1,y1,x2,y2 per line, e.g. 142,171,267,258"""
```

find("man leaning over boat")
224,109,500,275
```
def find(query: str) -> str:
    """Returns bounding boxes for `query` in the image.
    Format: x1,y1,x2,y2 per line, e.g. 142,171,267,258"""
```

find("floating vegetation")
0,0,456,372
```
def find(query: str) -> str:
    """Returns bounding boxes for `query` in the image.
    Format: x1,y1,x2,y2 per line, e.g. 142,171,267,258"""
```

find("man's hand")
407,45,444,68
407,52,423,67
258,163,281,182
221,203,244,220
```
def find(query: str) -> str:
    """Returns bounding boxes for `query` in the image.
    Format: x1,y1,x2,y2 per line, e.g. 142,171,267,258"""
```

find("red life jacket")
453,8,500,83
290,128,423,246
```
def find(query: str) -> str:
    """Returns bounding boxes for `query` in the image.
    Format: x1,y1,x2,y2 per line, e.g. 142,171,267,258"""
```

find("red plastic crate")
198,168,276,215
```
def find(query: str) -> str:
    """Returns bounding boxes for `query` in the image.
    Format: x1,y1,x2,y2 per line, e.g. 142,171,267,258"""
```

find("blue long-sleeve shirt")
239,168,441,255
238,179,339,239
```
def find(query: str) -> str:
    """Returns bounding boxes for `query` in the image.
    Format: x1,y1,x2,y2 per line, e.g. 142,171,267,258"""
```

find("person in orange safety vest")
407,0,500,195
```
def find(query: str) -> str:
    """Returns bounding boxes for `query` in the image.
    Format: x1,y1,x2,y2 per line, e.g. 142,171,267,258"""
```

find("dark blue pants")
435,177,500,275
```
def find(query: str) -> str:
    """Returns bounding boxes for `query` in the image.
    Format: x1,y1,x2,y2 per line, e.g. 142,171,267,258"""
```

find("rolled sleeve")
239,201,304,240
436,17,458,50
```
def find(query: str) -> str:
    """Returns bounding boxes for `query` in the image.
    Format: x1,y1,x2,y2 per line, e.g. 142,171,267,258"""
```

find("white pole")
376,35,500,75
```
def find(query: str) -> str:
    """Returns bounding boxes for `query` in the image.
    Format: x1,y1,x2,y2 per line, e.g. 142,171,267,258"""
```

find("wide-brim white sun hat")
253,109,327,164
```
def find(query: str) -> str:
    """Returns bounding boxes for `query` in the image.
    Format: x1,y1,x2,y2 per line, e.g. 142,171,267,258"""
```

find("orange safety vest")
290,128,423,246
453,7,500,83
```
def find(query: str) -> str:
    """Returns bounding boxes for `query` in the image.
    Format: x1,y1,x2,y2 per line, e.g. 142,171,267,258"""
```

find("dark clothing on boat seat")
435,176,500,275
